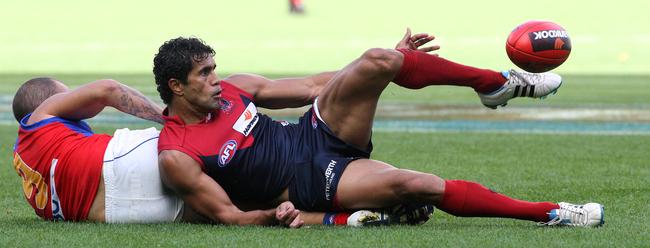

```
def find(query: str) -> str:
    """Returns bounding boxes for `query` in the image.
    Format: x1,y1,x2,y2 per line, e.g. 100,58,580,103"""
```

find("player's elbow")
95,79,121,91
91,79,122,102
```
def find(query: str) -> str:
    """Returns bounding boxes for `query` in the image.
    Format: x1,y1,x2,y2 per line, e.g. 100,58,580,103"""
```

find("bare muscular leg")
336,159,445,209
317,48,403,148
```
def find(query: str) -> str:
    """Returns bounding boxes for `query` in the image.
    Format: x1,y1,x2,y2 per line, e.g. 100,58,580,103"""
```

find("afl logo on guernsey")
218,140,237,166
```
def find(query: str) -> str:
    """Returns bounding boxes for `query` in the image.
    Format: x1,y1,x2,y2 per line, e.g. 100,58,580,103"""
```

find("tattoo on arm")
116,86,164,124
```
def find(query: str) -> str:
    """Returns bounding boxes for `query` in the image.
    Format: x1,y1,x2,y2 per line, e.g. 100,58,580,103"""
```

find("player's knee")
358,48,402,75
392,172,443,201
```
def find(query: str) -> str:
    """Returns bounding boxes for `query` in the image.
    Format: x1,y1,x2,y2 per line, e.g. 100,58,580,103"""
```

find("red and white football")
506,20,571,73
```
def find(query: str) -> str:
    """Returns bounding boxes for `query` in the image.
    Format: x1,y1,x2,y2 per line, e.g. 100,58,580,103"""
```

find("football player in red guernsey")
155,29,604,228
12,77,303,227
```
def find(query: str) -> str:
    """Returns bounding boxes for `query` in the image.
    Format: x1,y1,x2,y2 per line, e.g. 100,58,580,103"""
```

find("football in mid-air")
506,20,571,73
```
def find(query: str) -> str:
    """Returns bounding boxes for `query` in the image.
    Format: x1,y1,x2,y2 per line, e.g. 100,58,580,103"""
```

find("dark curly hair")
153,37,215,104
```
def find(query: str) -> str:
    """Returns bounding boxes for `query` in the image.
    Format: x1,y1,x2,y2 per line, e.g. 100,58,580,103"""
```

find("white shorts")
102,127,184,223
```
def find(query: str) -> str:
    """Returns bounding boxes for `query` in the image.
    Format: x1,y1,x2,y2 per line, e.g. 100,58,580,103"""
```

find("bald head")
12,77,69,122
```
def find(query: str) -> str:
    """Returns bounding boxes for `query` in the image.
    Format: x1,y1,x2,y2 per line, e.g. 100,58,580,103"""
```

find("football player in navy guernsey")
13,77,426,227
154,29,604,228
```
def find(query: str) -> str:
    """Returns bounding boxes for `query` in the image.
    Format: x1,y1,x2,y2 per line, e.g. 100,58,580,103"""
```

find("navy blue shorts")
288,107,372,211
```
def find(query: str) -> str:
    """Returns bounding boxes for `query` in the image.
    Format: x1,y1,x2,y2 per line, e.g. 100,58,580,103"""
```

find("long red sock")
438,180,559,222
393,49,506,93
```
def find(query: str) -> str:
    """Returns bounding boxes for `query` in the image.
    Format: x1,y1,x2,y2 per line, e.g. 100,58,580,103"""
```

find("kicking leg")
394,48,562,109
317,48,402,148
317,31,562,147
317,30,509,148
393,48,506,93
317,47,506,147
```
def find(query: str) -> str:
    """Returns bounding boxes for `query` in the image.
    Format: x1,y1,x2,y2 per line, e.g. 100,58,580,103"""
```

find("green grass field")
2,127,650,247
1,0,649,247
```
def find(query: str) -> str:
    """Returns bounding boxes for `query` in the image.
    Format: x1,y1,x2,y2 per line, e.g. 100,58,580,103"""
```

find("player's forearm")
211,208,277,226
257,71,338,109
104,81,164,124
160,155,281,227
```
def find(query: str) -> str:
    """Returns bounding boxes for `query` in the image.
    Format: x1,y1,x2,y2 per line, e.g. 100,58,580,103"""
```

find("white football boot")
478,69,563,109
347,204,435,227
539,202,605,227
347,210,386,227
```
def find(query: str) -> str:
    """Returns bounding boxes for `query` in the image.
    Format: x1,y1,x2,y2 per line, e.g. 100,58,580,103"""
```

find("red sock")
393,49,506,93
438,180,559,222
323,212,351,225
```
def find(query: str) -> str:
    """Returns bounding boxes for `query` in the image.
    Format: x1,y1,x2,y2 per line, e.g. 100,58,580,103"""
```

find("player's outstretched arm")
30,79,163,124
158,149,304,228
224,71,337,109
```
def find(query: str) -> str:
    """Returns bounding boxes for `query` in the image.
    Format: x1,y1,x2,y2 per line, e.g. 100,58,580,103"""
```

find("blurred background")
1,0,649,127
1,0,648,74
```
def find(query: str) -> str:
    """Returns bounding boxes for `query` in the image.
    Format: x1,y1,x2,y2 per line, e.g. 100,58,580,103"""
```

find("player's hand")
395,27,440,55
275,201,304,228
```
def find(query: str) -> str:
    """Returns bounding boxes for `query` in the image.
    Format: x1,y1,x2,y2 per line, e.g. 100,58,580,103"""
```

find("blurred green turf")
1,0,648,74
1,126,649,247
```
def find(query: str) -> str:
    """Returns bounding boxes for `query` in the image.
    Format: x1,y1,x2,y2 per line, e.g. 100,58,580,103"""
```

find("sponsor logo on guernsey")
324,160,337,200
233,102,259,136
50,159,64,220
218,140,237,167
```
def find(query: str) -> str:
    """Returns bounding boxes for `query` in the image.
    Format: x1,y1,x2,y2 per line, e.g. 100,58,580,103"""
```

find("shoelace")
540,204,588,226
508,69,543,87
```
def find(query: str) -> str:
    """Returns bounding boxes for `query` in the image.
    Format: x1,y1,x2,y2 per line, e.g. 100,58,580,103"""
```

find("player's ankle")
323,212,351,225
